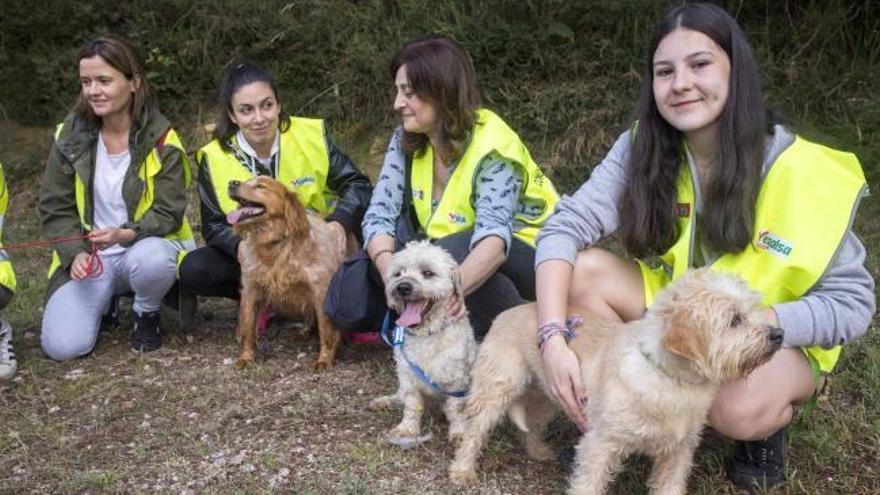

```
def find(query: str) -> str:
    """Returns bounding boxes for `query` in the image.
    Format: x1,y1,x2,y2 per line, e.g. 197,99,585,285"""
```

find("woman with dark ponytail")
179,62,371,301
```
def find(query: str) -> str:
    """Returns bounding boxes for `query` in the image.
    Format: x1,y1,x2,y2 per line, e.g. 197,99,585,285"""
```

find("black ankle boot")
131,310,162,352
727,427,787,490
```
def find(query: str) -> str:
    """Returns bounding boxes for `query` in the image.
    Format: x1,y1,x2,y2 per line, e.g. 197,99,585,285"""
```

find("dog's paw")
312,359,333,371
386,431,432,449
368,395,398,411
449,464,477,486
234,357,256,370
448,425,466,444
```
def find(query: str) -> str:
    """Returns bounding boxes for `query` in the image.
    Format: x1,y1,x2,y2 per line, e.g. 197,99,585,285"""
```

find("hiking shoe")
100,295,120,332
0,319,16,381
131,310,162,352
727,427,787,490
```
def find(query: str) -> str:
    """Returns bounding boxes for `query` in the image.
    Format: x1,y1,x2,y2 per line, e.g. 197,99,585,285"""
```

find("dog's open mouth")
226,199,266,224
395,299,432,328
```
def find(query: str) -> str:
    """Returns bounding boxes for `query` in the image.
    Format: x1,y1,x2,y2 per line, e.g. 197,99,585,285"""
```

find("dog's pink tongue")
226,206,259,225
396,301,425,328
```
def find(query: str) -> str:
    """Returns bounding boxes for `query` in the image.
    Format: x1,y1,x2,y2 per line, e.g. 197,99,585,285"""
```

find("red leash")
2,233,103,278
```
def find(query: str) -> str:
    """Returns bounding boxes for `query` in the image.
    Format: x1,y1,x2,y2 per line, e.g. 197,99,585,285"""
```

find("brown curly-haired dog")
449,268,784,494
227,176,355,370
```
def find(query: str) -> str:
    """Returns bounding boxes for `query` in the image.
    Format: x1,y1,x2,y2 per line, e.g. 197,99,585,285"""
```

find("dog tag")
392,325,406,346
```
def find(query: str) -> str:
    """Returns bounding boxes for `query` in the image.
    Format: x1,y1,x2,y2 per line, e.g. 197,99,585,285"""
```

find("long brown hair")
213,62,291,151
390,36,482,163
619,2,766,258
73,34,156,126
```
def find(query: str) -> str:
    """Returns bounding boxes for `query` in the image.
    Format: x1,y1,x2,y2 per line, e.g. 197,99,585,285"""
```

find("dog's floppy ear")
282,188,310,238
662,311,703,362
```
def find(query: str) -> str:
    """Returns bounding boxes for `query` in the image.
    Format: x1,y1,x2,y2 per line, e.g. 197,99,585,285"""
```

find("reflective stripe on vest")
47,124,195,279
0,162,16,292
653,136,867,372
198,116,336,215
410,109,559,246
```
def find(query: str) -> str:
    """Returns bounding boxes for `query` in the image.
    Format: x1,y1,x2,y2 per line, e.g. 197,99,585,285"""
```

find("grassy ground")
0,117,877,493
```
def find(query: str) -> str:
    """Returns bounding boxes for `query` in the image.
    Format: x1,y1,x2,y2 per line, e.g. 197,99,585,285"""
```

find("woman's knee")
709,391,790,440
178,251,210,288
41,323,97,361
126,239,178,286
569,248,630,304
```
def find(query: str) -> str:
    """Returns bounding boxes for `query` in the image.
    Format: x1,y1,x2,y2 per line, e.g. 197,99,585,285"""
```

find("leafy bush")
0,0,877,190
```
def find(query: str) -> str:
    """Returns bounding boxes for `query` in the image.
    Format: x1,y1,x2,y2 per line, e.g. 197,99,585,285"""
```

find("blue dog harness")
380,312,469,398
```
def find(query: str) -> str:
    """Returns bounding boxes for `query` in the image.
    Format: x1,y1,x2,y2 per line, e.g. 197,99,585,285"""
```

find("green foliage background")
1,0,877,190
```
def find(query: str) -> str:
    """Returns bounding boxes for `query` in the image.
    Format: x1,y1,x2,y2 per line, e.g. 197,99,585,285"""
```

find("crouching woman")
363,36,559,338
39,34,194,359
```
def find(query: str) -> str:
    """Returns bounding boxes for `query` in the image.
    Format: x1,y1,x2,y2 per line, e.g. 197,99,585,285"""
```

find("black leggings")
399,231,535,340
178,245,240,299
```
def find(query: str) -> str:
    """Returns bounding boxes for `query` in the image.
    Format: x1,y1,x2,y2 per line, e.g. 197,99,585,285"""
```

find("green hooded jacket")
39,109,189,297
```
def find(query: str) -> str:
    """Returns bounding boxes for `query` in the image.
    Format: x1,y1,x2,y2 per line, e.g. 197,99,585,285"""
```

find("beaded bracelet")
536,315,584,354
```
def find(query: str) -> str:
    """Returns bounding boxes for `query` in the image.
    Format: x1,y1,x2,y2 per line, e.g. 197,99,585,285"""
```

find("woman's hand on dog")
444,293,467,322
542,335,588,431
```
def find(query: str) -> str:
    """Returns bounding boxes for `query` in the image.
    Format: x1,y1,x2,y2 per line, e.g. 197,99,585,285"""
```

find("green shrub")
0,0,876,190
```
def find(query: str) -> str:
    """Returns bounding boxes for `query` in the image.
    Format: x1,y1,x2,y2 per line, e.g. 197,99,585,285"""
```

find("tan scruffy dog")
449,268,784,495
369,240,477,447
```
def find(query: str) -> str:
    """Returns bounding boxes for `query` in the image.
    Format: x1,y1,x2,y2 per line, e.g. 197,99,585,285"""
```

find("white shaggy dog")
369,240,477,446
449,268,784,494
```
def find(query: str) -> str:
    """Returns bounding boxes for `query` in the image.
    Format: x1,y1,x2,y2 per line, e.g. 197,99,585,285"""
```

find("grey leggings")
41,237,181,361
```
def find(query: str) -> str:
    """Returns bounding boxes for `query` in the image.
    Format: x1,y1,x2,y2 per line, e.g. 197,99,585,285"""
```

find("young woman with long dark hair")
535,3,874,489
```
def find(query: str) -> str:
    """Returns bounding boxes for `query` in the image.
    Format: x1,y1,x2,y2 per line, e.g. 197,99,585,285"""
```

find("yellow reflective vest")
47,125,195,279
0,162,16,292
647,136,868,373
410,109,559,246
197,117,336,215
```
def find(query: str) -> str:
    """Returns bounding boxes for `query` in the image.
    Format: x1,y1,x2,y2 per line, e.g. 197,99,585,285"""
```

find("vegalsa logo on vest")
291,176,316,188
448,211,467,224
756,230,793,259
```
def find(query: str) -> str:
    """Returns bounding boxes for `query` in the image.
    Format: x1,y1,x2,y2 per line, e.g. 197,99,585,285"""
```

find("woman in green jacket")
39,34,194,360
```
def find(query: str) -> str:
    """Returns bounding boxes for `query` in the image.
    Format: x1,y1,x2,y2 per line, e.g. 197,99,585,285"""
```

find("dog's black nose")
395,282,412,297
228,180,241,195
767,326,784,346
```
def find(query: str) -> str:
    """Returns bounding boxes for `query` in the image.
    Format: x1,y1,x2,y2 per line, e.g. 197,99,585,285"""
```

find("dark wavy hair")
619,2,766,258
213,62,290,151
390,36,482,163
73,34,156,126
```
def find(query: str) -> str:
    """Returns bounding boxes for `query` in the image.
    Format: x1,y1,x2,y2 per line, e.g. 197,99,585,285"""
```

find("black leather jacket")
197,134,372,258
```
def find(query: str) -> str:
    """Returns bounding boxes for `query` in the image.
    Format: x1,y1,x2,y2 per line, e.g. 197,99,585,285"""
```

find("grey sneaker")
0,319,16,381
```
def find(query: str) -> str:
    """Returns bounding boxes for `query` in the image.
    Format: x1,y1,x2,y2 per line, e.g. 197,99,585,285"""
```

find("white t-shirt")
93,133,131,255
